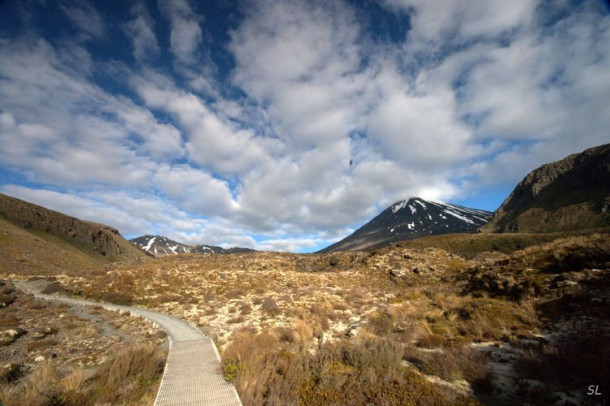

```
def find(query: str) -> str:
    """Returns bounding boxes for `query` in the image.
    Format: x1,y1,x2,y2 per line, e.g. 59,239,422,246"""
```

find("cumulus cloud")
154,164,239,216
383,0,537,47
230,0,366,149
1,185,154,236
0,38,184,188
124,2,161,62
134,76,279,175
158,0,203,65
60,0,106,41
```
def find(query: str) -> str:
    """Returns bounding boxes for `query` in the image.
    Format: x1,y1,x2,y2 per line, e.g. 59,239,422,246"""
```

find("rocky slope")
321,197,491,252
481,143,610,233
0,193,151,264
131,235,254,257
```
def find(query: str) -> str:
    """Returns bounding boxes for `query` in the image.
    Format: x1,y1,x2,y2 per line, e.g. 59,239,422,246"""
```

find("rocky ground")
2,232,609,405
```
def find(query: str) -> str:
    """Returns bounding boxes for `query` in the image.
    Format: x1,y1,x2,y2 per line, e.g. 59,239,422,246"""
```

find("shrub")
403,344,490,384
226,289,246,300
222,330,478,406
261,297,279,315
228,315,245,324
102,292,133,306
365,312,394,336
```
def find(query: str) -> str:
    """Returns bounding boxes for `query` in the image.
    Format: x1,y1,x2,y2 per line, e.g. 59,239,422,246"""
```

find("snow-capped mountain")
130,235,254,257
320,197,492,252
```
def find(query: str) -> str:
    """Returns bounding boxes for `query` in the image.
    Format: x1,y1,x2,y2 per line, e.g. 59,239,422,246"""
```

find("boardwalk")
19,283,242,406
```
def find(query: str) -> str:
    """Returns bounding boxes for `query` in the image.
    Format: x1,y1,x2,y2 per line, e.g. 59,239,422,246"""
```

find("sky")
0,0,609,252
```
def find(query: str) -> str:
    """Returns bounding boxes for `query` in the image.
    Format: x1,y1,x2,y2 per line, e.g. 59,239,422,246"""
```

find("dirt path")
17,281,242,406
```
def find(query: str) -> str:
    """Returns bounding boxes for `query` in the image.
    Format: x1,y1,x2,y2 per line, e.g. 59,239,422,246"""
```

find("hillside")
321,197,491,252
481,143,610,233
0,193,151,274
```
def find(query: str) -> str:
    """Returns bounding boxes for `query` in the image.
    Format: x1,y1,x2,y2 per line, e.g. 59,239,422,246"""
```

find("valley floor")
2,232,609,405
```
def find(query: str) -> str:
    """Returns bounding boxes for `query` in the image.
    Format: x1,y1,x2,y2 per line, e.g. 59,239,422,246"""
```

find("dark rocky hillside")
481,143,610,233
0,193,151,264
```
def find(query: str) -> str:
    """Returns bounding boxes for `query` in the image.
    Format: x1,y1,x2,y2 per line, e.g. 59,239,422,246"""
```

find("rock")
32,326,58,340
0,363,22,383
152,330,167,339
0,328,26,346
0,293,15,307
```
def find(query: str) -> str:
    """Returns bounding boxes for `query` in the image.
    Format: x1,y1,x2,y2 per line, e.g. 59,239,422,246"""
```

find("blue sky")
1,0,609,252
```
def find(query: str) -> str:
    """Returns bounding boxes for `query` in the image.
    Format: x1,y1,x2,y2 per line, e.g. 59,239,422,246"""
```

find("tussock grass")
0,344,164,406
222,327,478,405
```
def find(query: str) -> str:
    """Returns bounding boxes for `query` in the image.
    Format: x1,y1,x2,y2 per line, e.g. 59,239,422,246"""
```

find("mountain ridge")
320,197,492,252
130,235,255,257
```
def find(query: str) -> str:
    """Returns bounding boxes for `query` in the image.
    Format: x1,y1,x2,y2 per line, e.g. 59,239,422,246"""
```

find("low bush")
261,297,279,315
222,329,478,406
102,292,133,306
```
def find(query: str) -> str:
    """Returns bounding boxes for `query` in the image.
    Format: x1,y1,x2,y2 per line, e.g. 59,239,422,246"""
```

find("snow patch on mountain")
392,201,408,213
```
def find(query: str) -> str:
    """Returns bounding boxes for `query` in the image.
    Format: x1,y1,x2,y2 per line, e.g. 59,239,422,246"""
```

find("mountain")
320,197,492,252
130,235,255,257
0,193,151,274
481,143,610,233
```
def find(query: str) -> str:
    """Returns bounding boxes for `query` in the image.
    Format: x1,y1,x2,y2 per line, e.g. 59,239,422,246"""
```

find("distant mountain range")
130,235,255,257
320,197,492,252
481,143,610,233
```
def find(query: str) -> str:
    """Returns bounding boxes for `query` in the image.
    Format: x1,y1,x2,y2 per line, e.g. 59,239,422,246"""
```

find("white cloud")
383,0,537,46
124,2,160,62
1,185,153,236
158,0,203,65
230,0,366,149
256,237,323,253
0,38,184,187
60,0,106,41
134,77,278,175
154,164,239,216
366,84,477,170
